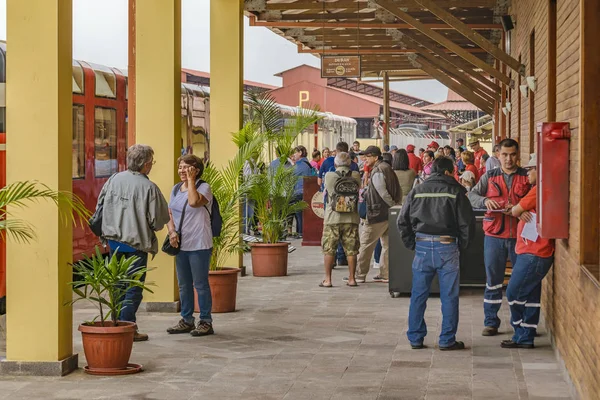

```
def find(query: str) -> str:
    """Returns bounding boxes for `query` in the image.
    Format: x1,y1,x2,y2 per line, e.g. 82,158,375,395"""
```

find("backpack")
301,160,318,176
172,180,223,238
330,170,360,213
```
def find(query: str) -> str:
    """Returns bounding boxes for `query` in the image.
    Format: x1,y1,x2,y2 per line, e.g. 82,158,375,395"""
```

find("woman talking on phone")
166,154,215,337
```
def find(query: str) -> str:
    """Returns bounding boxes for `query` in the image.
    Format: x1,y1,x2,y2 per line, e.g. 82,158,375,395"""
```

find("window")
89,62,116,99
94,107,117,177
72,105,85,178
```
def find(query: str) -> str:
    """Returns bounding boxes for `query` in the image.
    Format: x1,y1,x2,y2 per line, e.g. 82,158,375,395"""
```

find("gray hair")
334,152,351,167
127,144,154,172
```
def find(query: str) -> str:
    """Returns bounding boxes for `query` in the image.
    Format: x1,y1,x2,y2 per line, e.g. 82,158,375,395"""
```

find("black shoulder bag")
162,198,188,256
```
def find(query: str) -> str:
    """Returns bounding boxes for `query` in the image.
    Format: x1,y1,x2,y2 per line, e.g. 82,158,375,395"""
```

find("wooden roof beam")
389,29,502,93
248,16,502,29
409,54,494,115
372,0,513,87
412,0,526,76
297,45,487,54
264,0,497,11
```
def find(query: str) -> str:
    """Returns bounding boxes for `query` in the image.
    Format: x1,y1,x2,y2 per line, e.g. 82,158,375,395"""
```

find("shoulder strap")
171,182,184,199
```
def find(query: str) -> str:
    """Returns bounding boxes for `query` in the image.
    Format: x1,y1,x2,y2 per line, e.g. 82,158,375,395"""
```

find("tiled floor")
0,240,574,399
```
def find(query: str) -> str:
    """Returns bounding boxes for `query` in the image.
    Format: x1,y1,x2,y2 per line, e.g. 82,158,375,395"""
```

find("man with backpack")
318,141,360,266
351,146,402,283
320,152,361,287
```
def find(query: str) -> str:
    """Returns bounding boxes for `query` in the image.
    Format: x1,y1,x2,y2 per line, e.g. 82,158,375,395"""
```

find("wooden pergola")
245,0,524,132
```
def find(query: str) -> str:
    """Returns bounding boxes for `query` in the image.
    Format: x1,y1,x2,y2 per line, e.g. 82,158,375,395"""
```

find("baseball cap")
427,141,440,150
406,144,415,152
383,144,390,152
359,145,382,157
460,170,476,182
390,145,398,151
524,153,537,169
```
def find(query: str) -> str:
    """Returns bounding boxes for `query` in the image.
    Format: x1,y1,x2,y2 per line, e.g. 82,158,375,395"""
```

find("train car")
389,123,451,151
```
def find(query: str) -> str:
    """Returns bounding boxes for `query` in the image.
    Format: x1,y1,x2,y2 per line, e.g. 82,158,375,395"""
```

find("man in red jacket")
468,139,488,177
503,154,554,348
406,144,423,175
468,139,531,336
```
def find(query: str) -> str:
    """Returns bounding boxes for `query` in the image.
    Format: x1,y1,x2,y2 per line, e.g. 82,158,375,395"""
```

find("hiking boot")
372,275,389,283
190,321,214,337
343,276,366,284
501,340,534,349
167,319,194,334
133,330,149,342
440,341,465,351
482,326,499,336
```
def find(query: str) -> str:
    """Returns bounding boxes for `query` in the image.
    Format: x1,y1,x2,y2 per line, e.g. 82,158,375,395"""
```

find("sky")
0,0,448,103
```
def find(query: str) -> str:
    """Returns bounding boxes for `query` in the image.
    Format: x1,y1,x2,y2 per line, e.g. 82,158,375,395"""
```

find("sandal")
346,282,358,287
319,281,333,288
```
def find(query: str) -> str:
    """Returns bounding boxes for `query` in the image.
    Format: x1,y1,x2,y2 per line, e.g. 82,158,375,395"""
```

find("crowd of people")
319,138,553,351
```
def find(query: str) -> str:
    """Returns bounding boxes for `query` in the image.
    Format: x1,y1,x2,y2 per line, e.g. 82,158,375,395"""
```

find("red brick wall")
509,1,600,398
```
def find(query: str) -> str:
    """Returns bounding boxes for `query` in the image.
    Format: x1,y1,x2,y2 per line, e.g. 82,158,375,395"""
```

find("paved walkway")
0,240,574,399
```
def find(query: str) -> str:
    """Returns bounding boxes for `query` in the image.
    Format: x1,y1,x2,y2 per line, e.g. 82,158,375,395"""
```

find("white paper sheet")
521,212,539,242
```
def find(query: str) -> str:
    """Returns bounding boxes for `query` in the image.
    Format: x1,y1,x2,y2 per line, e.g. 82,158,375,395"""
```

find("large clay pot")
250,242,289,277
79,321,136,374
193,268,240,313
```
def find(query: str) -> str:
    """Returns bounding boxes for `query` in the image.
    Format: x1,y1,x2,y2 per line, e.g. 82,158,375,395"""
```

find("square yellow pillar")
2,0,77,375
135,0,181,307
210,0,244,268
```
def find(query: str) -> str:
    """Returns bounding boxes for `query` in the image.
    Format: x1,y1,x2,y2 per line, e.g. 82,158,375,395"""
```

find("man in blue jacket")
290,145,312,237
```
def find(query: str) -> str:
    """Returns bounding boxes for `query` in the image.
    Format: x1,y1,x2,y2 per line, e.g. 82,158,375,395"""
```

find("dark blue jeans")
109,248,148,323
290,193,303,234
506,253,553,344
483,236,517,328
176,249,213,323
374,239,382,263
407,234,460,348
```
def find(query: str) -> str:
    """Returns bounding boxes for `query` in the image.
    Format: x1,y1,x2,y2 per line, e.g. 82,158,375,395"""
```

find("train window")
94,107,118,177
90,63,116,99
72,60,84,94
72,105,85,179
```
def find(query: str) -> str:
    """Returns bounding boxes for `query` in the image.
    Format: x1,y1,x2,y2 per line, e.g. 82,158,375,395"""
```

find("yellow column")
4,0,76,372
135,0,181,305
210,0,244,268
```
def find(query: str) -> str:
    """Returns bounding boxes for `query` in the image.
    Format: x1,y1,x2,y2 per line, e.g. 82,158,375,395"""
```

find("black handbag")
89,202,103,237
161,199,188,256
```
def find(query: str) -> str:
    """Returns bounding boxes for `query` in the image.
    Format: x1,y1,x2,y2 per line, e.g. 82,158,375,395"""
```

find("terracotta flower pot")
250,242,289,277
79,321,136,374
193,268,240,313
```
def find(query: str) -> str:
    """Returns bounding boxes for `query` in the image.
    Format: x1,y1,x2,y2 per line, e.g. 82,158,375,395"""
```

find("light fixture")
520,85,529,98
526,76,537,91
505,101,512,113
501,15,514,32
502,107,508,116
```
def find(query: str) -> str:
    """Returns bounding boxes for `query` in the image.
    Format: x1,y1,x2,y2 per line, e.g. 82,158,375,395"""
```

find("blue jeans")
374,239,382,263
483,236,517,328
506,253,553,344
242,198,255,234
109,248,148,323
407,234,460,348
176,249,213,323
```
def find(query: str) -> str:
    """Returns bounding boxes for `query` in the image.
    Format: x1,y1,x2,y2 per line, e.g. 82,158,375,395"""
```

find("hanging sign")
321,56,361,78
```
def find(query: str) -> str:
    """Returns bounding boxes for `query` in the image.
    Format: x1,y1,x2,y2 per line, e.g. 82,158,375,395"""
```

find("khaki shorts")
322,223,360,256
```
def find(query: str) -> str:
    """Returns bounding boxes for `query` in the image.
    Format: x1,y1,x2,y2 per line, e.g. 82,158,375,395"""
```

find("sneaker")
440,341,465,351
482,326,499,336
372,275,389,283
133,330,149,342
190,321,214,337
500,339,534,349
373,262,381,269
167,319,194,334
343,276,366,284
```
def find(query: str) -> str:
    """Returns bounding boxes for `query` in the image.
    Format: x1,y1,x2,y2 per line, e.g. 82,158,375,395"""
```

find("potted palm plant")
197,131,265,313
242,92,320,277
0,181,90,316
69,247,153,375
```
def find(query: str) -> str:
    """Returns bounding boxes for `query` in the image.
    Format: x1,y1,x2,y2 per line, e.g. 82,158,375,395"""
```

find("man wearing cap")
406,145,423,175
398,157,475,350
469,139,489,177
468,138,531,336
503,153,554,349
351,145,401,283
427,141,440,153
456,138,466,152
390,145,398,156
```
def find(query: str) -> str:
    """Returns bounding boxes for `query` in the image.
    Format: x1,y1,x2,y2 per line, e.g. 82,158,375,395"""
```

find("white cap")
524,153,537,169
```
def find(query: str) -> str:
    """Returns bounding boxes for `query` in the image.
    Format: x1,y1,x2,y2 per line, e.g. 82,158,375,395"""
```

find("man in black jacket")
398,157,475,351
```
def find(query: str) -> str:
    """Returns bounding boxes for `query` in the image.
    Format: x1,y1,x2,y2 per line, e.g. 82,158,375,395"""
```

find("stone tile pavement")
0,240,575,399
